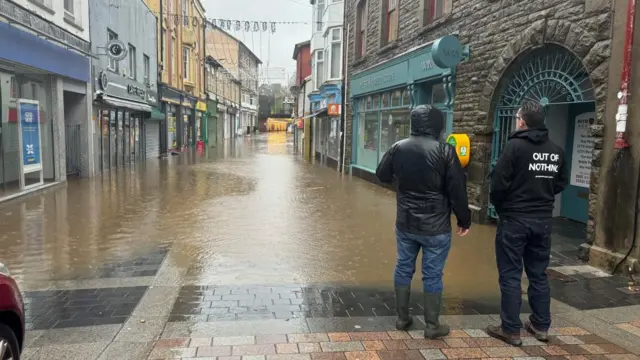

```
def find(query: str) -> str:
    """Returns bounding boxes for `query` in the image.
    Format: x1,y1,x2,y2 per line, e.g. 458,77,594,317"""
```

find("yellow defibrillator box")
446,134,470,168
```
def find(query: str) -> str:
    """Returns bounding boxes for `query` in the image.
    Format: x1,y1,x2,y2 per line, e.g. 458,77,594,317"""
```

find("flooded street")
1,133,500,299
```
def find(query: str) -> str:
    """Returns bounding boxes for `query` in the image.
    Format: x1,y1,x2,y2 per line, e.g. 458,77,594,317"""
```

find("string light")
151,10,320,33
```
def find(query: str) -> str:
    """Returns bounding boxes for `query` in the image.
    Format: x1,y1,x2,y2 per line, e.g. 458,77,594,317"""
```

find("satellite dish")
106,40,127,61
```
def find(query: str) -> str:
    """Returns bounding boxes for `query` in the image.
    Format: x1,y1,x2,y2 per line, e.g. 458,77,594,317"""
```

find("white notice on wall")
570,112,596,188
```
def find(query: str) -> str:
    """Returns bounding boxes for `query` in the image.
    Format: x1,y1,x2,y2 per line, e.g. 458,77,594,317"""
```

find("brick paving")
167,285,528,322
146,327,640,360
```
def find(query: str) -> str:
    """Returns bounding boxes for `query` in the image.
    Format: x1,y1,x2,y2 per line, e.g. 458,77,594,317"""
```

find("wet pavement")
1,133,639,359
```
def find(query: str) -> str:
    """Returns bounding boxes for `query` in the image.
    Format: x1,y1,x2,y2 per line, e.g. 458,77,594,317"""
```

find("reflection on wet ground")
0,133,501,300
168,285,531,323
3,133,639,335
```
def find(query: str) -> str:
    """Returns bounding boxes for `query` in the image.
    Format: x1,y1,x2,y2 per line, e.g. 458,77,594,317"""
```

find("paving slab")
29,324,122,347
556,310,640,354
585,305,640,324
161,318,310,338
115,316,167,343
146,327,640,360
28,341,109,360
96,341,154,360
131,285,180,318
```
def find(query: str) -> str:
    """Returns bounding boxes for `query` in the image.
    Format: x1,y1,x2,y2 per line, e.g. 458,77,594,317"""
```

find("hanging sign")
446,133,470,168
570,112,595,188
327,103,341,116
18,100,43,173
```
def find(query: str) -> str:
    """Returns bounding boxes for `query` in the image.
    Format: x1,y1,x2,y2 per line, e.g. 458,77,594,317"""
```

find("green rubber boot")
423,292,450,339
395,285,413,330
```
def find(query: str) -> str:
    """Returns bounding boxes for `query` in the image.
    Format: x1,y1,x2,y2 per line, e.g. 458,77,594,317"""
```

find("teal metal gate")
488,44,595,218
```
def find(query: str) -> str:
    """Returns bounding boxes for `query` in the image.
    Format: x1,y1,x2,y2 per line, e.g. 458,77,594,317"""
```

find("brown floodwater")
0,132,501,299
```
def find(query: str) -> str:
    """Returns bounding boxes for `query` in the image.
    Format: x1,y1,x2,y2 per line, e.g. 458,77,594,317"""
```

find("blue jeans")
394,228,452,293
495,216,552,334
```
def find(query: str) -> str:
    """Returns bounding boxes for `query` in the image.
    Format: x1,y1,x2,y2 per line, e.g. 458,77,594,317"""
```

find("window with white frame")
143,55,150,85
64,0,74,15
329,28,342,79
128,44,137,79
107,30,119,72
182,47,189,80
315,50,325,87
182,0,189,26
316,0,325,32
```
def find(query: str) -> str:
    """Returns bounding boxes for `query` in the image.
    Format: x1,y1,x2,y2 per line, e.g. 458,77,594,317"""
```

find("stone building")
343,0,637,270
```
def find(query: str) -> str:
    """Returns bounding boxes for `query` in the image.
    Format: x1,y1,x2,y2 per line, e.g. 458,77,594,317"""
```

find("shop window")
380,108,410,156
107,30,119,72
381,0,398,46
402,89,410,106
128,44,137,80
143,54,150,85
431,83,446,104
391,89,401,107
356,1,367,58
329,28,342,79
421,0,451,26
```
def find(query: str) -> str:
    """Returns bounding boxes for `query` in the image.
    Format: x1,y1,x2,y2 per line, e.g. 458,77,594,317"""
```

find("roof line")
206,22,263,65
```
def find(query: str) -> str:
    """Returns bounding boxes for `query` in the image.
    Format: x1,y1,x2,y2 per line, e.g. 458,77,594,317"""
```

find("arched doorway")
489,44,596,223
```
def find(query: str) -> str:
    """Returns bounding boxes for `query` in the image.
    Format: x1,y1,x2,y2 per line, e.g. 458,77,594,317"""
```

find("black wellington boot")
395,285,413,330
423,292,450,339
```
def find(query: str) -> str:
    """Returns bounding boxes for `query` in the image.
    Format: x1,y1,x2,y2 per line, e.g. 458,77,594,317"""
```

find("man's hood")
410,105,444,138
509,128,549,144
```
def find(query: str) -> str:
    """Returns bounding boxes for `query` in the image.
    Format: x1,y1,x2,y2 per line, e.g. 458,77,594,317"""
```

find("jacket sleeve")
376,145,395,184
489,141,516,210
554,149,568,195
445,145,471,229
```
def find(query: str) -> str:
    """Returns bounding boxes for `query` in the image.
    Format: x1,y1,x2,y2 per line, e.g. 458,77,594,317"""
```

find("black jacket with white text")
490,128,568,218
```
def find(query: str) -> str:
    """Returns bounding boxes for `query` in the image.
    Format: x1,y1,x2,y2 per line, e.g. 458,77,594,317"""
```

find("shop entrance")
490,44,596,224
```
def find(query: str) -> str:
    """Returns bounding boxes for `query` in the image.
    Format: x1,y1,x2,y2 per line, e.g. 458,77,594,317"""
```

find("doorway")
489,44,596,225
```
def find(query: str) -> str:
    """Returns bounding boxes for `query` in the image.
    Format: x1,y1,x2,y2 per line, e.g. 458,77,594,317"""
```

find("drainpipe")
341,24,350,174
615,0,637,149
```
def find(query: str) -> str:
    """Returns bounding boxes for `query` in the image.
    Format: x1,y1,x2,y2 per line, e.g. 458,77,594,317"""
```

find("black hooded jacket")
490,128,567,218
375,105,471,236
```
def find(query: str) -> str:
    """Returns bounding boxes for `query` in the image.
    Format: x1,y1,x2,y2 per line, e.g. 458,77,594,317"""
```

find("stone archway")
477,19,612,240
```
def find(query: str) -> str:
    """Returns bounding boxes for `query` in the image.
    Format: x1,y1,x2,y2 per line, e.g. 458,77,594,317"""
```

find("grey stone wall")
344,0,613,236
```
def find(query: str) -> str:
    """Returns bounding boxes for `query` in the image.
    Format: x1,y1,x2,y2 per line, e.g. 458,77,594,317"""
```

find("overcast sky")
201,0,312,85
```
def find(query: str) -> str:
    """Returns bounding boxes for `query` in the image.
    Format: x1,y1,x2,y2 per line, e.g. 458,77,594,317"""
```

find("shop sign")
320,99,328,109
17,100,43,189
196,101,207,112
127,84,146,99
147,92,158,105
409,52,446,82
431,35,463,69
99,71,109,91
0,0,91,54
328,104,341,116
446,133,470,168
351,61,408,97
159,85,182,104
570,112,595,188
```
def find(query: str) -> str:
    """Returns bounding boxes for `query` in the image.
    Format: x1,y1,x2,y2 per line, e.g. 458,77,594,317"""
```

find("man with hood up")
376,105,471,339
487,101,567,346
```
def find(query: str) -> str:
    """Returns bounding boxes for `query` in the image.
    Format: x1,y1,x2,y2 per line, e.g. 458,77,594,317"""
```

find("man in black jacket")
376,105,471,339
487,101,567,346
